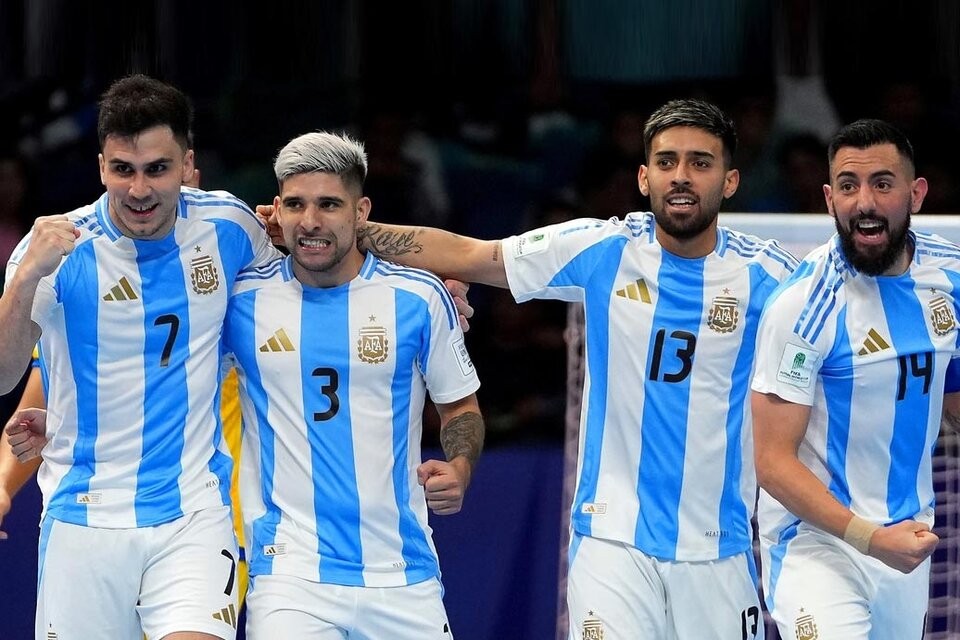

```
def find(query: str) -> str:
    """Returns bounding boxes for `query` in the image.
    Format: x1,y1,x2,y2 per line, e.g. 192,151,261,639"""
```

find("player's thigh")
661,552,764,640
245,573,351,639
868,556,929,640
768,531,871,640
566,532,668,639
139,507,240,640
36,517,143,640
354,577,453,640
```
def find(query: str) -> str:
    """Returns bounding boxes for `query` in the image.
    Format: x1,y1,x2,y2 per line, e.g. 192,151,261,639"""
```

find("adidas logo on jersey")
212,604,237,629
858,328,891,355
263,543,288,556
615,278,652,303
102,277,139,301
259,329,295,352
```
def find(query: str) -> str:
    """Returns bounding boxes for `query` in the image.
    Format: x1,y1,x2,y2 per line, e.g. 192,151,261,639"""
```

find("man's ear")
357,196,372,223
638,165,650,196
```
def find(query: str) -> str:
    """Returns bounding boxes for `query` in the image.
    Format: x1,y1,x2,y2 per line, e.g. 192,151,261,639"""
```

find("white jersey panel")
502,213,797,561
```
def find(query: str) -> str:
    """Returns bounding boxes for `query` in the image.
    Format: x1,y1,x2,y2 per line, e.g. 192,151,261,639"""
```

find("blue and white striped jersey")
5,187,279,528
753,231,960,545
224,252,479,587
502,213,798,561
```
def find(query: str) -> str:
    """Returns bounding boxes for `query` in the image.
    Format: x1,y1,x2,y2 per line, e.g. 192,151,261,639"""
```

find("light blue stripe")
565,238,627,538
392,289,439,583
48,243,101,524
765,520,800,611
301,286,363,584
881,278,929,522
824,307,853,507
634,251,704,556
37,516,55,596
211,218,257,290
134,236,189,525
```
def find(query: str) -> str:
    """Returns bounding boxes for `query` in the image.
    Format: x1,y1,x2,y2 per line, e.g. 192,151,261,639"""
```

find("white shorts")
567,532,764,640
245,574,452,640
762,526,930,640
36,506,240,640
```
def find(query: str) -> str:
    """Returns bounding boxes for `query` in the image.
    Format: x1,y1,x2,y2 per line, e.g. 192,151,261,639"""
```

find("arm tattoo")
491,242,500,263
357,223,423,257
440,411,485,467
943,405,960,434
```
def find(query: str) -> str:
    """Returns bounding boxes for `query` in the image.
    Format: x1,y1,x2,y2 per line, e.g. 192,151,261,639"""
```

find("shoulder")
913,231,960,270
508,213,650,258
719,227,800,277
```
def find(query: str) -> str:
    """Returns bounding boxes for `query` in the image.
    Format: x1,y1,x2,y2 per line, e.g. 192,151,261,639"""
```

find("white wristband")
843,515,880,554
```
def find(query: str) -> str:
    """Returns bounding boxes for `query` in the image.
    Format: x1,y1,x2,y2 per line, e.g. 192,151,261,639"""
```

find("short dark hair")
97,74,193,150
643,99,737,166
827,119,914,169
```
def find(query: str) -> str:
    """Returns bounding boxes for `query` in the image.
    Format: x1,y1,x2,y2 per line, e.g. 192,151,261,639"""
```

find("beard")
835,211,911,276
651,188,722,240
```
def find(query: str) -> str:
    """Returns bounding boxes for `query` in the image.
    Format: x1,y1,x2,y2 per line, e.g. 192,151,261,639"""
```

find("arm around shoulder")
358,222,508,288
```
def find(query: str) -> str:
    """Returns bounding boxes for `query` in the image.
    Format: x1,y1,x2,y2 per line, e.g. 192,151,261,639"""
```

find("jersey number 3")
312,367,340,421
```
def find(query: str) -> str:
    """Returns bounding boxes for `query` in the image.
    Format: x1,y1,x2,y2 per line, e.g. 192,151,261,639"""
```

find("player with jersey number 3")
224,131,485,639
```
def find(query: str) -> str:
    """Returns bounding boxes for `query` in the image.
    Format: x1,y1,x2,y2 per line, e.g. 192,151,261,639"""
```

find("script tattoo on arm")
440,411,485,467
357,223,423,258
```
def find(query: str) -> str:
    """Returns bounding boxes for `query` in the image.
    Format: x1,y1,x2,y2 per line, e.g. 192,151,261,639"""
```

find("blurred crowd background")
0,0,958,444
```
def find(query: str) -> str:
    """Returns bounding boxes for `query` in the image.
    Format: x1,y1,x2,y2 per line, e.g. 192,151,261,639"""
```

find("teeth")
300,238,330,248
668,197,695,205
857,220,883,229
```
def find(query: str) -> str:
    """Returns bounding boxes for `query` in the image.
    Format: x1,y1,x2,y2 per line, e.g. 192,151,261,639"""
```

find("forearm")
357,222,508,288
439,411,485,481
0,273,43,394
759,454,861,540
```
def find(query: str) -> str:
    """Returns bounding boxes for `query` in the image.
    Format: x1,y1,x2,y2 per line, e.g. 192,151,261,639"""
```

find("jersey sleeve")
751,282,825,406
420,284,481,405
501,217,620,303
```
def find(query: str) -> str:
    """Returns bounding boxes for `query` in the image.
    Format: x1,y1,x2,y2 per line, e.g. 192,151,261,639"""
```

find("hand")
868,519,939,573
20,216,80,280
444,279,473,333
255,204,284,248
416,458,471,515
0,488,10,541
5,408,48,462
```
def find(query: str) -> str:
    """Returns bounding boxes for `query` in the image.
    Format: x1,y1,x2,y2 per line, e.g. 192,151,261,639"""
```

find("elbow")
754,447,780,493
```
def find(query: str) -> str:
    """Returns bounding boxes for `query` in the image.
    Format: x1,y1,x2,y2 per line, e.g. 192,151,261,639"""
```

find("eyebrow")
107,157,174,166
653,150,716,159
836,169,897,181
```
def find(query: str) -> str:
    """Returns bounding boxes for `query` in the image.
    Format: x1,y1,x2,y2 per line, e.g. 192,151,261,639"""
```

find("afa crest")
929,295,956,336
708,295,739,333
795,612,819,640
190,255,220,294
357,321,389,364
582,612,604,640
